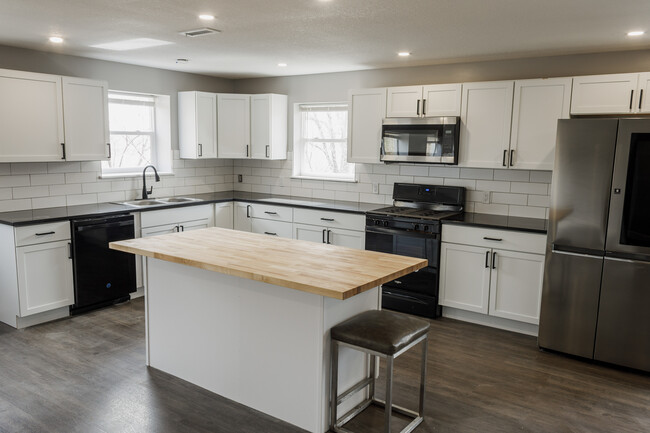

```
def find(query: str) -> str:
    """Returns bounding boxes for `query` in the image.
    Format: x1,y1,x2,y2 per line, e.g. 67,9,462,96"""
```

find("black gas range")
365,183,465,318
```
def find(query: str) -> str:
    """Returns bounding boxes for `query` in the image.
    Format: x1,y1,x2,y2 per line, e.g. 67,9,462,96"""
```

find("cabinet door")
328,227,365,250
234,202,252,232
439,242,491,314
348,88,386,164
62,77,110,161
217,94,250,158
638,72,650,114
214,202,234,229
489,249,544,324
178,219,211,232
509,78,572,170
386,86,422,117
250,94,287,160
459,81,514,168
0,69,64,162
16,240,73,316
141,223,179,237
570,73,639,115
251,219,293,239
294,222,327,244
196,92,218,158
422,84,462,117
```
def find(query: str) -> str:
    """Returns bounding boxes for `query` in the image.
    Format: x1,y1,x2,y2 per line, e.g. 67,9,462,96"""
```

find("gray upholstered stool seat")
330,309,430,433
331,310,430,356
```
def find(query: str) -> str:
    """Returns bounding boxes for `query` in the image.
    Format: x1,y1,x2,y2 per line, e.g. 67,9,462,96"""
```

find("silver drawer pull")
264,232,277,236
320,217,335,221
35,231,56,236
483,237,502,241
264,211,278,215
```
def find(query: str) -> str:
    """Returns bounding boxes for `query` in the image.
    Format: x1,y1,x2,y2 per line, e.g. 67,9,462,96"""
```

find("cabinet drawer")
293,208,365,231
141,204,213,228
15,221,71,247
250,203,293,222
442,224,546,255
251,219,293,239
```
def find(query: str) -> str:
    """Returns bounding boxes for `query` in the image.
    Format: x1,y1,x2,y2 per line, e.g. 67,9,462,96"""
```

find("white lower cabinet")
293,208,365,249
439,225,545,327
234,202,252,231
140,204,214,237
252,219,293,238
0,221,74,328
214,202,234,229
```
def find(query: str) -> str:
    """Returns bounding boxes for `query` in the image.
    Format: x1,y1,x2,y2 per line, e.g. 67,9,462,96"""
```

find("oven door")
606,119,650,258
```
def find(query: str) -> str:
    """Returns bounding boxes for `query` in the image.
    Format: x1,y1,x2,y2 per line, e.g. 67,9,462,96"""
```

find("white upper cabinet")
250,94,287,160
509,78,572,170
217,93,250,158
459,80,514,168
387,84,461,117
0,68,110,162
347,88,386,164
217,93,287,160
0,69,64,162
62,77,110,161
570,73,640,114
178,91,218,159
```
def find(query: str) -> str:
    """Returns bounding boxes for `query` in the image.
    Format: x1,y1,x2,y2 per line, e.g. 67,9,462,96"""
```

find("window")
293,103,355,181
102,91,171,176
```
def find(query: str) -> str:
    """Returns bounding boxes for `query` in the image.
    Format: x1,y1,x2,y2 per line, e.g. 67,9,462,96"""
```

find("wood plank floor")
0,299,648,433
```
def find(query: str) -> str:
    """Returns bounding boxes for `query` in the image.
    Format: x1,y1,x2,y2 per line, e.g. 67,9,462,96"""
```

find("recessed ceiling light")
398,52,411,57
278,63,287,67
627,31,645,37
49,36,63,44
199,14,215,20
90,38,173,51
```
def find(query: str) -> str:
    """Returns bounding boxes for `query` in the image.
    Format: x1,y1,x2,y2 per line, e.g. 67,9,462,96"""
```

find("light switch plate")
238,174,243,183
372,183,379,194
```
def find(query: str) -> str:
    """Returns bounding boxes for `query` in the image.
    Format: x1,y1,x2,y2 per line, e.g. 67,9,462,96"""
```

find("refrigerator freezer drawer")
538,250,603,359
594,257,650,372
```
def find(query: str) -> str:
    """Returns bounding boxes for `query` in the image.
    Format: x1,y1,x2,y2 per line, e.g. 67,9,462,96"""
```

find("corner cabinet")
439,225,546,326
0,221,74,329
0,68,110,162
348,88,386,164
178,91,218,159
217,93,287,160
570,73,650,115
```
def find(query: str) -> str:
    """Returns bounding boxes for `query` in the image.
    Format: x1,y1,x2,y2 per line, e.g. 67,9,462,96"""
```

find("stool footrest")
372,398,421,419
337,376,373,406
333,399,423,433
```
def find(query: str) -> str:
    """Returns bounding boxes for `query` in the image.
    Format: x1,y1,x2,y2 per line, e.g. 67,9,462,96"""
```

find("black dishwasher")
70,214,136,315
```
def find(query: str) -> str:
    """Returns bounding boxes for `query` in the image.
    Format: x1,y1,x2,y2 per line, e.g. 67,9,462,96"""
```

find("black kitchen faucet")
141,165,160,199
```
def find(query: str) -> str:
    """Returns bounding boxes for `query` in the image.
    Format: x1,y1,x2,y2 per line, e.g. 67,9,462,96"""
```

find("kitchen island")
110,227,426,433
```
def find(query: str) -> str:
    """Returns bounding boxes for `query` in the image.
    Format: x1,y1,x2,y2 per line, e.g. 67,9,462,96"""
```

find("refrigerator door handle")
552,249,601,259
605,256,636,264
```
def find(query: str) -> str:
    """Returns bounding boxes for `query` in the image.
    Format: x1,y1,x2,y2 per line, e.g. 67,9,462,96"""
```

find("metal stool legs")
330,335,428,433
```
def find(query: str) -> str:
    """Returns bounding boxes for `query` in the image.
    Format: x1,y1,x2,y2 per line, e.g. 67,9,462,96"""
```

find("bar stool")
330,309,430,433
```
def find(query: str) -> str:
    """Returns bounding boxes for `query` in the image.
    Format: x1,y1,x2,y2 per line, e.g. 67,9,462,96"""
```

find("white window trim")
292,102,356,182
102,90,172,177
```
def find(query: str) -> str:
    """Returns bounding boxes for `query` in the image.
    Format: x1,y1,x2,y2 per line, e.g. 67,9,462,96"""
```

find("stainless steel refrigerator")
538,118,650,373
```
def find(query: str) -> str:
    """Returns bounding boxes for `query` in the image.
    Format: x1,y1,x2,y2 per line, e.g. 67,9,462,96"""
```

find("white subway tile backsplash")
335,191,359,202
508,205,547,219
0,175,30,188
494,169,530,182
251,184,271,194
359,193,385,204
491,192,528,206
50,183,82,196
0,199,32,212
400,165,429,176
173,186,197,196
10,163,48,175
429,167,460,178
474,203,509,216
47,162,81,174
530,171,553,183
97,191,126,203
386,175,414,184
12,186,49,199
0,165,10,176
510,182,549,195
372,164,400,175
65,172,99,184
460,168,494,180
270,185,291,195
312,189,336,200
81,161,102,172
32,196,67,209
66,194,98,206
0,188,11,201
443,178,476,189
527,195,551,207
30,174,65,186
82,182,113,194
476,180,510,193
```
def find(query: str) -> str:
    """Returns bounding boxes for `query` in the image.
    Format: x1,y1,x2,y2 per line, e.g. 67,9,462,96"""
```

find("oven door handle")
366,226,438,238
382,290,430,305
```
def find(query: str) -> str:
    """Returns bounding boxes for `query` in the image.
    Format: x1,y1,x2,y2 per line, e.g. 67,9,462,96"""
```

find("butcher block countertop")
110,227,427,300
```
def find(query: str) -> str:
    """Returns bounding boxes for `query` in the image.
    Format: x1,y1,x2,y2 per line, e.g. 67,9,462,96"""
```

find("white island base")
144,257,380,433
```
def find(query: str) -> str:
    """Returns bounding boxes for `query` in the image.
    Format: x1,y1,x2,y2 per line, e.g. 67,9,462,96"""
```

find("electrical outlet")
372,183,379,194
237,174,243,183
482,191,490,204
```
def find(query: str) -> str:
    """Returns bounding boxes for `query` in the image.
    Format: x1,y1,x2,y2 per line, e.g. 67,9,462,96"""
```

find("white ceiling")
1,0,649,79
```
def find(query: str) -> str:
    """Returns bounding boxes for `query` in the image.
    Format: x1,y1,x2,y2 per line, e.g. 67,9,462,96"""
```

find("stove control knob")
423,225,429,231
383,221,389,227
375,220,381,226
413,224,420,231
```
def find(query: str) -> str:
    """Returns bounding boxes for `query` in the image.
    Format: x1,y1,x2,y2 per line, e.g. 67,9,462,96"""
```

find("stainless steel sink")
121,199,166,207
158,197,203,203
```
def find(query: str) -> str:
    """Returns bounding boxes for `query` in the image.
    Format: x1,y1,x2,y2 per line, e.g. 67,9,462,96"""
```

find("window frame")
102,90,172,177
292,102,356,182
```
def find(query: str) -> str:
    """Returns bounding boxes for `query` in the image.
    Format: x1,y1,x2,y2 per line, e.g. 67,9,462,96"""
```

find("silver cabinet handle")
198,143,203,157
266,145,270,158
107,143,111,159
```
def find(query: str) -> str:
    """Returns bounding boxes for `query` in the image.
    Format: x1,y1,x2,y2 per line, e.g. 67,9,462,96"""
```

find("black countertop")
443,212,548,234
0,192,382,226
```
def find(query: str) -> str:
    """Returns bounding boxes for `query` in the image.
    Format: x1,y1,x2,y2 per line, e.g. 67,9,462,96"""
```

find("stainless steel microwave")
380,117,460,164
